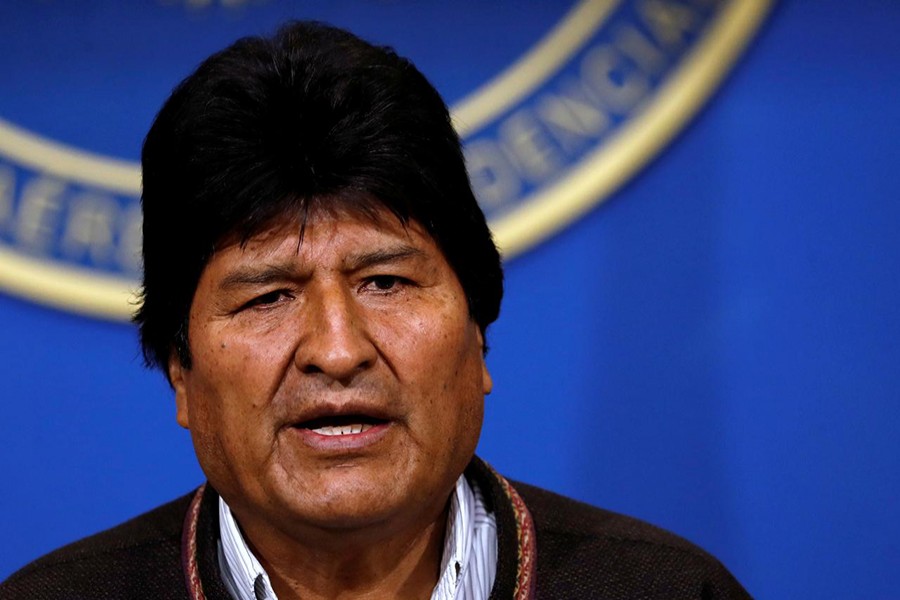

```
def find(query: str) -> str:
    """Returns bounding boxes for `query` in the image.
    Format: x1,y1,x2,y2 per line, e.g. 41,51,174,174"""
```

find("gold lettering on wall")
499,110,568,184
61,193,118,264
467,0,716,212
466,139,523,210
0,165,15,231
537,81,611,154
581,44,651,114
0,167,141,273
639,0,702,50
15,177,66,252
614,25,669,75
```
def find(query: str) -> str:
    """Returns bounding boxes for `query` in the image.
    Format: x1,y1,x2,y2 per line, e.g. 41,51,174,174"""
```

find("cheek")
390,315,486,445
181,345,275,463
192,324,296,407
376,298,471,356
182,360,275,492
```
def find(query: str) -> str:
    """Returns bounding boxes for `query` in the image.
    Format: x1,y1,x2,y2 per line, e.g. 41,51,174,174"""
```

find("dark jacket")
1,458,750,599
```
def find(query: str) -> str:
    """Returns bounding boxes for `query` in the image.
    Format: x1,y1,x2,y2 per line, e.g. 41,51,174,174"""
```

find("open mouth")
295,414,388,437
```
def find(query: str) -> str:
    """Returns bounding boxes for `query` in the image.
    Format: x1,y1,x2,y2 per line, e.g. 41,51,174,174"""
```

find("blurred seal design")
0,0,772,319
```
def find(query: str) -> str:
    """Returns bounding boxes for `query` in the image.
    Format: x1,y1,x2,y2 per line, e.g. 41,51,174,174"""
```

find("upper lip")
286,401,397,429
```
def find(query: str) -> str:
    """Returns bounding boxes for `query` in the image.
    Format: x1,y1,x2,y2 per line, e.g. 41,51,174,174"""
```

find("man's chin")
265,470,422,533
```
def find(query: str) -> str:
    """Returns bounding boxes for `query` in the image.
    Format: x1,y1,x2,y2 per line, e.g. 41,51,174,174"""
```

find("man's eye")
243,290,291,309
365,275,406,292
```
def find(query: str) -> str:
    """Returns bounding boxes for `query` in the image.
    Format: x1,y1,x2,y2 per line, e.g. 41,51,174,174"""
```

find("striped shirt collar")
217,474,497,600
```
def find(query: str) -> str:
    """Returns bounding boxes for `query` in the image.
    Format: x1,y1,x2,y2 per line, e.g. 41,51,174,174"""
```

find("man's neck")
229,502,449,600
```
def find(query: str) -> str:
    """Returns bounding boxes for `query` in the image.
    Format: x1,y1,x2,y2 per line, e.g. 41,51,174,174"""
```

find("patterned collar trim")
182,482,207,600
180,466,536,600
485,465,537,600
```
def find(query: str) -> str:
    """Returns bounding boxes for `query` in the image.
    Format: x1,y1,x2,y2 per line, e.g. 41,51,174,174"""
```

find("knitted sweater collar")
179,457,536,600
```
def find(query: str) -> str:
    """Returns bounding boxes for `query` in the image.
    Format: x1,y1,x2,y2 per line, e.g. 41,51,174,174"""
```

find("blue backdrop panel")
1,2,899,599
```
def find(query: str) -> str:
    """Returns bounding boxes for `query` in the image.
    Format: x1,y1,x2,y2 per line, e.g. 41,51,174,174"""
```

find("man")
1,21,749,599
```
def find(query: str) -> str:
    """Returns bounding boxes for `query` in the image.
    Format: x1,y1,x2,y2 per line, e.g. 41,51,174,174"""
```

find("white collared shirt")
217,475,498,600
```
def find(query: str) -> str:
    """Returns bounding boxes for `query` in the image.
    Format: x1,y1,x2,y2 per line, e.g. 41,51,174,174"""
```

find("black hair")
135,20,503,374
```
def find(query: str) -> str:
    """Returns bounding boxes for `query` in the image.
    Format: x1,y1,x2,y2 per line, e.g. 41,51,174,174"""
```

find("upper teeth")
312,424,373,436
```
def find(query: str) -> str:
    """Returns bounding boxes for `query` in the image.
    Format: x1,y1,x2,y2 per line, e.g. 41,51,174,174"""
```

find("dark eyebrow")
344,245,426,272
218,263,300,290
217,245,426,290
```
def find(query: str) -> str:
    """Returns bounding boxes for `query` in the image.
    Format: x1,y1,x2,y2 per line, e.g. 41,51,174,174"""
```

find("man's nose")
294,283,377,383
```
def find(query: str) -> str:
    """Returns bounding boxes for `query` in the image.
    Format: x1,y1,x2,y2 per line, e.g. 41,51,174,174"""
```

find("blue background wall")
2,2,899,598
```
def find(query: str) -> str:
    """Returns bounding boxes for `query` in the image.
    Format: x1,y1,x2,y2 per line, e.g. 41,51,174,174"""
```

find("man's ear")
477,328,493,396
168,353,191,430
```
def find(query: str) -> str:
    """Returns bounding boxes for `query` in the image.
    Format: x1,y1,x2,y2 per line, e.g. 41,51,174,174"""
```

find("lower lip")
289,422,393,452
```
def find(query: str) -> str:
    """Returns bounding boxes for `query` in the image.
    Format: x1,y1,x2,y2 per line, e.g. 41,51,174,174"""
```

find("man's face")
169,205,492,542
